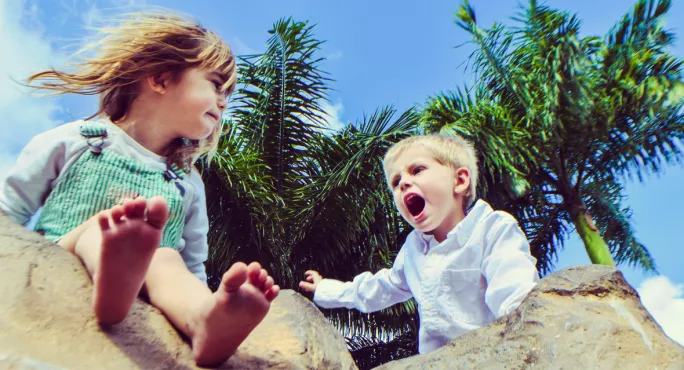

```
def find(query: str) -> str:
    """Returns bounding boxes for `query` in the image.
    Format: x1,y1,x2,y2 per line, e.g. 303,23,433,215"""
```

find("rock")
0,213,357,370
376,265,684,370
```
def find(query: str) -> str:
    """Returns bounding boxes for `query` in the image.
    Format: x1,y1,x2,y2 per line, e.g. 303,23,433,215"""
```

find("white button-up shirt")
314,200,539,353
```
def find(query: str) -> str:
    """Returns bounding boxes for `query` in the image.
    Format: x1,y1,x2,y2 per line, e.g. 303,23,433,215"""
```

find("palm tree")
346,328,418,370
422,0,684,275
201,18,421,362
203,18,332,287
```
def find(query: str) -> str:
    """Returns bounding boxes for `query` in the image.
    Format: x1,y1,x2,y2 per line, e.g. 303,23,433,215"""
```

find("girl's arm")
179,170,209,284
0,124,79,225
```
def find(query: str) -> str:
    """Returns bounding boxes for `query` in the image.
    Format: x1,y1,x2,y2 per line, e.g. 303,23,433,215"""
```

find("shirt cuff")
313,278,347,309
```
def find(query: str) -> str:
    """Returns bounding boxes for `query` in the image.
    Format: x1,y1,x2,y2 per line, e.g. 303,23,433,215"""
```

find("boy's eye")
391,178,400,188
413,166,425,175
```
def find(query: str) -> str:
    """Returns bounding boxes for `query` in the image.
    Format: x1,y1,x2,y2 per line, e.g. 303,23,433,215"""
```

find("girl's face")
161,67,228,141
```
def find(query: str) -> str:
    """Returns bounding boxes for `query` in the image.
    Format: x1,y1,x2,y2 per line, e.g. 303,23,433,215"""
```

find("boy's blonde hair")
25,11,237,170
383,134,479,206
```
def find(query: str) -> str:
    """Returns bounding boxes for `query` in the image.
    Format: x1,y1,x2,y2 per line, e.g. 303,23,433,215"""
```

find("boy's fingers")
299,281,315,291
303,270,322,285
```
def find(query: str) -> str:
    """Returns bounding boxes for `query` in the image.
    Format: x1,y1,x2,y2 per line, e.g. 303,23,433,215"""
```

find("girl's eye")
212,80,222,91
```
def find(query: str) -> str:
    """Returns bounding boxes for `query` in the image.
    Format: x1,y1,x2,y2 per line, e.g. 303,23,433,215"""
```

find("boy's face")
386,145,469,239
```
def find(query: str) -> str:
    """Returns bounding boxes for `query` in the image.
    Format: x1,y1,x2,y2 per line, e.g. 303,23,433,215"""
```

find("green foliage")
423,0,684,273
201,18,420,343
201,2,684,367
347,326,418,370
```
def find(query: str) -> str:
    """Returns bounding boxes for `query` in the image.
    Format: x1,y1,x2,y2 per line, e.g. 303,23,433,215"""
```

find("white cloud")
0,0,63,179
80,0,147,28
56,0,147,31
637,276,684,346
231,36,259,56
320,100,346,132
327,50,343,61
0,0,136,181
81,2,102,28
108,0,146,6
291,100,346,135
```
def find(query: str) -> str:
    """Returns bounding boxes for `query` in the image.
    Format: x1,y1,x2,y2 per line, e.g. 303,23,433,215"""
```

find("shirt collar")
415,199,493,254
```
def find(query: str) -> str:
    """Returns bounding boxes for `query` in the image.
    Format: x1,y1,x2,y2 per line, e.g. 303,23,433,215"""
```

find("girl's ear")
147,72,172,94
453,167,471,196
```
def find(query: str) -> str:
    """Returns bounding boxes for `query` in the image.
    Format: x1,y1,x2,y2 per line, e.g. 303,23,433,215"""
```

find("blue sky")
1,0,682,344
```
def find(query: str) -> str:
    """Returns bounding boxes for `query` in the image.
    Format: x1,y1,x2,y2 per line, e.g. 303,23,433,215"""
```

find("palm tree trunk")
570,207,615,267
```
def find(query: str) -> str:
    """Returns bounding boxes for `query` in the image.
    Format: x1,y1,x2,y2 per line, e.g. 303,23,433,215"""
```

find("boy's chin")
408,220,435,233
401,212,436,232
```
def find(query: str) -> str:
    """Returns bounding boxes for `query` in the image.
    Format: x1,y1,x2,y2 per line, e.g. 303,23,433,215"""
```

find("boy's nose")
400,179,413,191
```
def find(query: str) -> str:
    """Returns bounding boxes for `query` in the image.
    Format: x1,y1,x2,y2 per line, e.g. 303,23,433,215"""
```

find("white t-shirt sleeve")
481,213,539,318
0,123,81,226
179,170,209,284
313,246,413,313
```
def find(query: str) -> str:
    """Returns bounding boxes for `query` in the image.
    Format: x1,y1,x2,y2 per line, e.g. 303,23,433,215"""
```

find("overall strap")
80,121,188,197
164,162,187,197
80,122,108,155
163,162,185,181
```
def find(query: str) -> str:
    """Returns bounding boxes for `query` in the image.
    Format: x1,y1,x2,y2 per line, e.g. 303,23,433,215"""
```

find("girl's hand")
299,270,323,293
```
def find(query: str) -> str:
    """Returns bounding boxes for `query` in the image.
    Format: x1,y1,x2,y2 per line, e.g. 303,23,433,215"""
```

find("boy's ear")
453,167,471,196
147,72,173,94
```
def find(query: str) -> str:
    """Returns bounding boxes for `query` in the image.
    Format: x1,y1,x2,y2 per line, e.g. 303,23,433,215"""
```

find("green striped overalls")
35,122,187,249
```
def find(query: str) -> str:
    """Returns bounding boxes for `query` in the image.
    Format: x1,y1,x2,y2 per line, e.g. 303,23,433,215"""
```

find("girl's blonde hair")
26,11,237,170
383,134,479,207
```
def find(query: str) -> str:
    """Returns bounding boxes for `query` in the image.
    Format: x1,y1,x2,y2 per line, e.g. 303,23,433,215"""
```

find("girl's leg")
56,215,98,255
144,248,280,367
58,196,168,325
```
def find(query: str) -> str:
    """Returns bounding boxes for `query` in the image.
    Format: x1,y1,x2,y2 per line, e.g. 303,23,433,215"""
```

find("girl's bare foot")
90,196,168,325
189,262,280,367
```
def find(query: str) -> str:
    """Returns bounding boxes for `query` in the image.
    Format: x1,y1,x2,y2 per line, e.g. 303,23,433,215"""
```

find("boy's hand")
299,270,323,293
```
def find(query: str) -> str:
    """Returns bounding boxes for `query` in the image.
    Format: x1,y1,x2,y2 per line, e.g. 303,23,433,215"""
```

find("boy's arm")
178,170,209,284
313,247,413,313
0,127,75,225
481,214,540,318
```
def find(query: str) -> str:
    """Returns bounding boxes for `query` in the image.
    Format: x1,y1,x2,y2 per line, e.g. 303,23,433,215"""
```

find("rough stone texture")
0,213,357,370
376,265,684,370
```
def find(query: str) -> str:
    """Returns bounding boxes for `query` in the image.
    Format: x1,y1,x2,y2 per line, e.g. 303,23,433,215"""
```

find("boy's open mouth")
404,193,426,218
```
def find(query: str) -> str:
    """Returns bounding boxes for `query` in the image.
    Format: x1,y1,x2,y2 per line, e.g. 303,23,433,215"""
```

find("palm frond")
443,0,683,273
583,178,657,272
421,88,534,204
231,18,331,197
346,327,418,370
